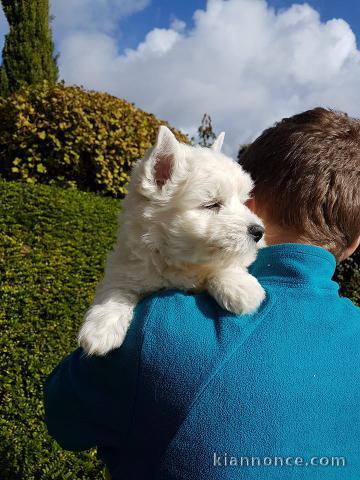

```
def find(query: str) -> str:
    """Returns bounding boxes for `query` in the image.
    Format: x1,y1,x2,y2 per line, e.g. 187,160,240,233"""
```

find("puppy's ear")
211,132,225,152
151,126,185,187
137,126,186,198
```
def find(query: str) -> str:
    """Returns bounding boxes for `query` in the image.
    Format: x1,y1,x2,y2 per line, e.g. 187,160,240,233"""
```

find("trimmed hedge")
334,249,360,305
0,178,358,479
0,82,188,197
0,178,120,479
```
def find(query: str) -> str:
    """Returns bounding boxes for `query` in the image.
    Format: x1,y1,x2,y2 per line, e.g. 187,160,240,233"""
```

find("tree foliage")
198,113,217,147
0,0,58,96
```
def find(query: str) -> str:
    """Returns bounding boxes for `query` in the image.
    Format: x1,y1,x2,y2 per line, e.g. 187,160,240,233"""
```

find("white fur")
211,131,225,152
78,126,266,356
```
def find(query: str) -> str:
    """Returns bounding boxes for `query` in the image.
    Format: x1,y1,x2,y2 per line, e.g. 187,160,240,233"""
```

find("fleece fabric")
44,243,360,479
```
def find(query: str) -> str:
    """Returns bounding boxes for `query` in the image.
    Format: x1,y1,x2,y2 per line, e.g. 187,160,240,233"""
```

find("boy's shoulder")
133,286,360,377
336,295,360,338
131,289,273,428
134,289,224,352
134,287,274,381
135,288,269,350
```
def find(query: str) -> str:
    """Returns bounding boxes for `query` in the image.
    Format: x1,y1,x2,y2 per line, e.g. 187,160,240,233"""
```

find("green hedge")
0,178,358,479
334,249,360,305
0,82,188,197
0,178,120,479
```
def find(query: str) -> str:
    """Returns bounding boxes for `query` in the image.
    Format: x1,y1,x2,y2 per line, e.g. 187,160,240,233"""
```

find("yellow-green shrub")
0,82,188,196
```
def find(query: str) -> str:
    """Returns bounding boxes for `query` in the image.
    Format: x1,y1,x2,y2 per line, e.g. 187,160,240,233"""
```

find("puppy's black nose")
248,224,264,243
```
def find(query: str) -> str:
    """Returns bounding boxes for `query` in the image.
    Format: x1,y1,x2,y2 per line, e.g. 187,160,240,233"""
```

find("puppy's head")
130,126,264,268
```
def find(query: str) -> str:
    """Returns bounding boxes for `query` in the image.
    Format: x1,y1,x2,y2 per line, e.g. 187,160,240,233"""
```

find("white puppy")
78,126,265,356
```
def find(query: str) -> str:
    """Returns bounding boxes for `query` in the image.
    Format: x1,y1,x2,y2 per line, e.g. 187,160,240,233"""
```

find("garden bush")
334,248,360,305
0,82,188,197
0,178,120,479
0,178,358,479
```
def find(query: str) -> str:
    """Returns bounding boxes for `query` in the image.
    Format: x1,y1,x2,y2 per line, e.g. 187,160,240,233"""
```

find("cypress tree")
0,0,58,96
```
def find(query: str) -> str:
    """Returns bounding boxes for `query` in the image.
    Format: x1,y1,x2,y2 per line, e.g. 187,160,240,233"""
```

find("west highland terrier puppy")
78,126,266,356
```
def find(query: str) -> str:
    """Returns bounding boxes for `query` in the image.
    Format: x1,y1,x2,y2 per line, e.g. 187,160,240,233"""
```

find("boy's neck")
262,220,358,263
263,226,309,247
246,197,359,262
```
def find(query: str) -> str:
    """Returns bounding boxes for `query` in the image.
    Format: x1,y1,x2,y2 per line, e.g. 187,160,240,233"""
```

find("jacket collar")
249,243,338,290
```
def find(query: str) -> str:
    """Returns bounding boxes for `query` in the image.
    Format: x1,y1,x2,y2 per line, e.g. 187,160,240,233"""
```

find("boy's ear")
339,235,360,262
245,197,256,213
151,126,185,188
211,131,225,152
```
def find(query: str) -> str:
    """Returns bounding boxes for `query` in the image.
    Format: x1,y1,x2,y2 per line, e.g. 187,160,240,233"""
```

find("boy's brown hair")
240,107,360,260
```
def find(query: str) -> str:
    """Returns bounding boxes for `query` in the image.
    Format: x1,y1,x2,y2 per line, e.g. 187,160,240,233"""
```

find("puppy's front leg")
208,267,265,315
78,289,138,356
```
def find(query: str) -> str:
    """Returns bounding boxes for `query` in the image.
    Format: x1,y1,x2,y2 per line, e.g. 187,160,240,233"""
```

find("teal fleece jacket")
44,243,360,479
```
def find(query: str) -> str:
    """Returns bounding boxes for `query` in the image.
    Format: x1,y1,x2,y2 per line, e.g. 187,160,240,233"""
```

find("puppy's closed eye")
203,202,222,210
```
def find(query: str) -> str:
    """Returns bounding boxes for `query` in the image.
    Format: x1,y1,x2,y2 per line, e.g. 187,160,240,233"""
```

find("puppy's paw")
78,302,134,356
208,270,265,315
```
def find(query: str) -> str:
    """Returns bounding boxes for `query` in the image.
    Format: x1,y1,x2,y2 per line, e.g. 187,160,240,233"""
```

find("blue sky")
1,0,360,153
118,0,206,51
118,0,360,52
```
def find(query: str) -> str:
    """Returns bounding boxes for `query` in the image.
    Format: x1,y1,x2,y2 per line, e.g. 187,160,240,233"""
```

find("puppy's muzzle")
248,224,264,243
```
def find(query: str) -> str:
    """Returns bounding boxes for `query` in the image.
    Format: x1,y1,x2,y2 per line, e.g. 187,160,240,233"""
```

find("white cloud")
60,32,119,92
125,28,183,58
50,0,150,39
0,1,150,59
170,18,186,33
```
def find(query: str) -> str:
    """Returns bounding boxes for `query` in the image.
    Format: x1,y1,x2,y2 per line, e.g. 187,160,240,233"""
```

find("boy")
44,108,360,479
